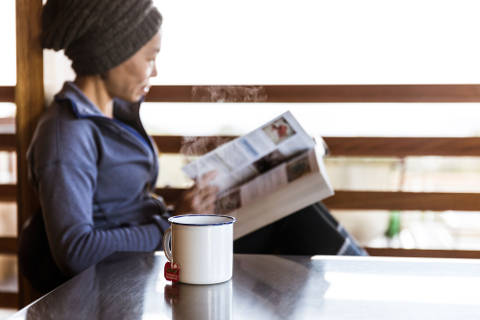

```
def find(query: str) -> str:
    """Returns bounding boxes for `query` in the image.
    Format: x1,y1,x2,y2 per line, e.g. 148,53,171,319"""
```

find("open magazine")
182,111,334,239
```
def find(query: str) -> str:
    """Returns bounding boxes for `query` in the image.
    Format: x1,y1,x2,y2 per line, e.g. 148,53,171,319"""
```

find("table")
7,253,480,319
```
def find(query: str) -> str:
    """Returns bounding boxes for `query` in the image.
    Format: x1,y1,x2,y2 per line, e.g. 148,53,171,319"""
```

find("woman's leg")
233,220,279,254
234,202,367,256
308,202,368,255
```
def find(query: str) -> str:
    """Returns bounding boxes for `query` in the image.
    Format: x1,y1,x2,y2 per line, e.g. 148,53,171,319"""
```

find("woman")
21,0,217,293
22,0,365,294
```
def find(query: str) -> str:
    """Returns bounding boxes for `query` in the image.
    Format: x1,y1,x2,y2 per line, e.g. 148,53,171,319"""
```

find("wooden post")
15,0,45,307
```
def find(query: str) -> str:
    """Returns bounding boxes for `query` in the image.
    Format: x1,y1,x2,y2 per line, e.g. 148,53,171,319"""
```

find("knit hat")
41,0,162,75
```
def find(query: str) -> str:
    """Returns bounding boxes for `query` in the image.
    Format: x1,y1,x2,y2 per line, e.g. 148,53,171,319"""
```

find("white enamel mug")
163,214,236,285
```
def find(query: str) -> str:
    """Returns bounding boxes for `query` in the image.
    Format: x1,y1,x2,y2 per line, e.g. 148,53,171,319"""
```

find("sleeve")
30,119,166,277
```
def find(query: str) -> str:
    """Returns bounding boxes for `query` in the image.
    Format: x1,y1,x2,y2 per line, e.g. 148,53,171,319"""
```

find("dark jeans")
234,202,368,256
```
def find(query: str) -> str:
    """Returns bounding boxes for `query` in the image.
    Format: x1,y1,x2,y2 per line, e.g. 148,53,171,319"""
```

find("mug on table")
162,214,236,285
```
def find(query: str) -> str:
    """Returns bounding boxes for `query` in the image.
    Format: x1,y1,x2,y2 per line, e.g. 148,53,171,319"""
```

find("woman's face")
104,31,161,102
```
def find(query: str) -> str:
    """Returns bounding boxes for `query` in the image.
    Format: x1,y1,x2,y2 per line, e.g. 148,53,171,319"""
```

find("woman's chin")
131,94,143,102
117,93,143,103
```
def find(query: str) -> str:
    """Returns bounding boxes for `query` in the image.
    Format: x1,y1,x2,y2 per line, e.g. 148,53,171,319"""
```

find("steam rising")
181,86,268,173
180,136,233,180
180,136,232,158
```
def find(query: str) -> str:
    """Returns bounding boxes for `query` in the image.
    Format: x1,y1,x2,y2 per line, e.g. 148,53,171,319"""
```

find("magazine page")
215,148,330,215
231,147,335,238
182,111,318,192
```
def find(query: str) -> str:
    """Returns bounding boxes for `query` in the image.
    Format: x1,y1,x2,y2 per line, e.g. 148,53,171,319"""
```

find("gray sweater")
28,82,169,277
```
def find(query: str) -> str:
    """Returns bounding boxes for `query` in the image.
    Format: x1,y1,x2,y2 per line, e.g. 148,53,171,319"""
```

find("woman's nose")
150,63,158,78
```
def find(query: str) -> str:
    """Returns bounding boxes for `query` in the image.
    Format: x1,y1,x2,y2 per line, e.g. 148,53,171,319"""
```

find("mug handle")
163,227,173,262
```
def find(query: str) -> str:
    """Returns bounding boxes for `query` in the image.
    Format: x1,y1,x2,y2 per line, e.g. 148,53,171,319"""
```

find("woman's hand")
175,171,219,214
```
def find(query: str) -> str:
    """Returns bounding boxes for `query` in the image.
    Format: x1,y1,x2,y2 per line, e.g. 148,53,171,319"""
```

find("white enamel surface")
169,215,235,225
172,281,233,320
170,221,233,284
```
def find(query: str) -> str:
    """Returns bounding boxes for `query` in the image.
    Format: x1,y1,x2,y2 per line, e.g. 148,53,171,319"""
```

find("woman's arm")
29,114,166,277
35,162,163,276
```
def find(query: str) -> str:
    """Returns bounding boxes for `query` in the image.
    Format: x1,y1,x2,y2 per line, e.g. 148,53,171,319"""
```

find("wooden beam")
153,135,234,154
146,85,480,103
1,134,480,157
324,191,480,211
0,134,17,150
324,137,480,157
2,186,476,211
0,185,471,212
366,247,480,259
16,0,44,308
0,185,16,202
155,187,184,206
0,292,18,309
152,135,480,157
0,87,15,103
0,185,473,212
155,188,480,212
0,237,17,254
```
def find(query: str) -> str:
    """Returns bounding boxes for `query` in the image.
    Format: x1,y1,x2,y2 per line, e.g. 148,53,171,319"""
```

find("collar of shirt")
53,81,154,154
54,81,144,123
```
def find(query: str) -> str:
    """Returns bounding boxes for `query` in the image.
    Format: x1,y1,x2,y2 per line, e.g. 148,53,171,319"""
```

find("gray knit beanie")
41,0,162,75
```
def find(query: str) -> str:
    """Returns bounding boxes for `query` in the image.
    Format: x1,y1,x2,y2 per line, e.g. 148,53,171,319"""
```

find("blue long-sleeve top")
27,82,170,277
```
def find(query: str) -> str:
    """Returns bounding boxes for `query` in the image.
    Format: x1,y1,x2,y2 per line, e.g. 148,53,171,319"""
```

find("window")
0,1,17,312
153,0,480,84
0,0,15,86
